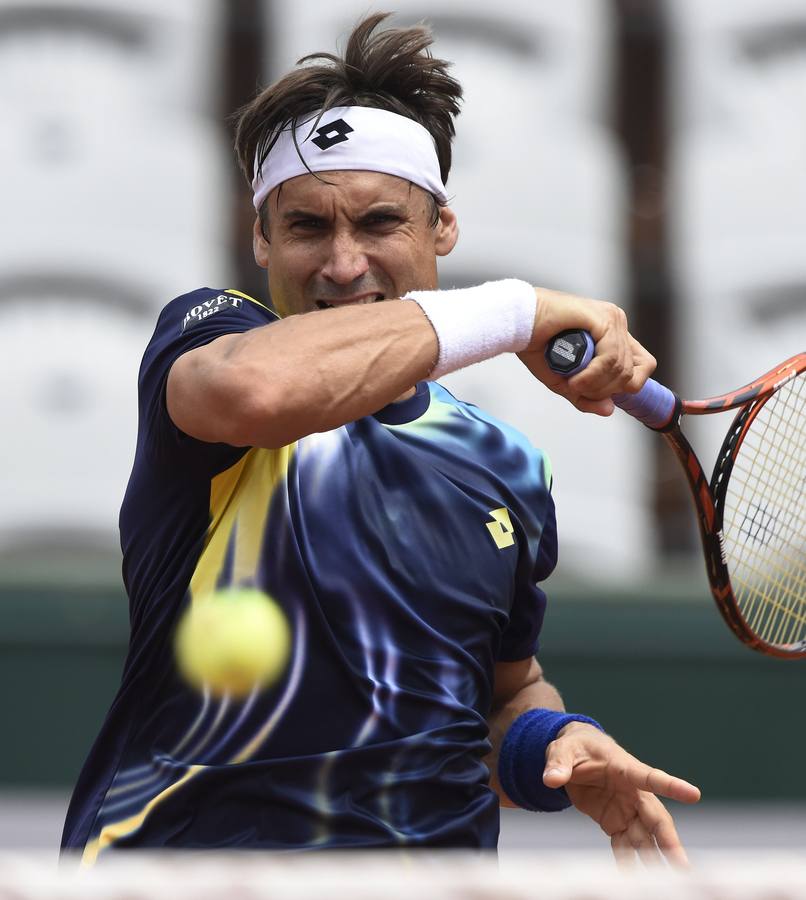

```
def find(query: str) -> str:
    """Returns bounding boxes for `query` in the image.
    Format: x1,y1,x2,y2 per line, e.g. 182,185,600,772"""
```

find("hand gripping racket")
546,330,806,658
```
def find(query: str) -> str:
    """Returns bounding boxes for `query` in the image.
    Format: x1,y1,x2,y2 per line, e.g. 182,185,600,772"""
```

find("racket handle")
545,330,678,430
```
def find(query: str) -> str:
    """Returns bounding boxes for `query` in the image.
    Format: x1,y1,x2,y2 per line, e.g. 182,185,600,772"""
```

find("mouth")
315,293,385,310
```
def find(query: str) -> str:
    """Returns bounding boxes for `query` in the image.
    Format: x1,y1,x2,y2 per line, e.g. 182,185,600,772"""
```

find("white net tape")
3,851,806,900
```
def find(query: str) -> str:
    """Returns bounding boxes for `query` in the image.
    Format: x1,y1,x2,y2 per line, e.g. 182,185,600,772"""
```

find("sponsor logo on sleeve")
182,294,244,332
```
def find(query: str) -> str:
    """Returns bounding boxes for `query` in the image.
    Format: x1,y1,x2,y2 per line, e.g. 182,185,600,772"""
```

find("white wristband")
404,279,536,379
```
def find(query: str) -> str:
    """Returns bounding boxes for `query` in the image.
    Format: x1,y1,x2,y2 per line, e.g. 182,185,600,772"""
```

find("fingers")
571,397,616,417
529,288,630,355
569,335,656,401
610,831,637,872
610,823,662,872
516,351,620,417
620,336,657,395
542,741,575,789
638,765,702,805
608,754,701,805
543,720,610,788
520,287,656,413
638,794,691,870
628,816,665,867
610,818,684,871
610,797,690,871
546,725,701,807
566,328,633,401
547,723,696,871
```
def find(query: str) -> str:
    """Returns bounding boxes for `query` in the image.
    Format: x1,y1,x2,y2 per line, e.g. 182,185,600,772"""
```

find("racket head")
545,331,806,657
707,357,806,657
681,351,805,416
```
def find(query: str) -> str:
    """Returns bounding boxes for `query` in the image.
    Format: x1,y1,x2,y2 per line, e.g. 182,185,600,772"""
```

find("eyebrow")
281,203,409,223
357,203,407,219
281,208,327,222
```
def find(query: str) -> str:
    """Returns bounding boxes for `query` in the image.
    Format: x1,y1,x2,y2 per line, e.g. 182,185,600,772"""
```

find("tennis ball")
175,588,291,698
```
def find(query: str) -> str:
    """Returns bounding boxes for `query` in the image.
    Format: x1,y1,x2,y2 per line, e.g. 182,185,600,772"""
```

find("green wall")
538,589,806,800
2,579,804,799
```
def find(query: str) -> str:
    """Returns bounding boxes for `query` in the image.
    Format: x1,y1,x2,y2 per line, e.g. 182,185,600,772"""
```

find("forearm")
236,300,437,440
169,299,437,448
484,675,565,807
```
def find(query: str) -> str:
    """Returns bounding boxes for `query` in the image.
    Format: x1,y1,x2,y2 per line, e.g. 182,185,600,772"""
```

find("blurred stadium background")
1,0,805,860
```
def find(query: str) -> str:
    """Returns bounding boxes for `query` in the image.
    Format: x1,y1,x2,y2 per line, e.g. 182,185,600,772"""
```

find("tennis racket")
546,330,806,658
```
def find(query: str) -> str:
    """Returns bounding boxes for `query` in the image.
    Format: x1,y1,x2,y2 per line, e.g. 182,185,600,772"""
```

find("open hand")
544,721,701,869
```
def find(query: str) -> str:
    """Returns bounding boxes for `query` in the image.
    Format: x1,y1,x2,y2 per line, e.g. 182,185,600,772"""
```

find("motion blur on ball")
175,588,291,698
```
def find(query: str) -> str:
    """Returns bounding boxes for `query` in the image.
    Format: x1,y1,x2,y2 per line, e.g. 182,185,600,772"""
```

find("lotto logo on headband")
311,118,354,150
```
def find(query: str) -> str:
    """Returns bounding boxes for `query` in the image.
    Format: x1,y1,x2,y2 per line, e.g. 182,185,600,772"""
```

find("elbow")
224,362,305,449
169,352,297,449
231,381,298,449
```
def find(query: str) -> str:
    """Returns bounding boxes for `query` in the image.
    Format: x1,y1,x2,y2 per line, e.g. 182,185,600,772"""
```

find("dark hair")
233,12,462,230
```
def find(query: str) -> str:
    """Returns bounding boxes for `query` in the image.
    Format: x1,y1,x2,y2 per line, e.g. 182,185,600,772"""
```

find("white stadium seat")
0,0,230,554
0,293,147,551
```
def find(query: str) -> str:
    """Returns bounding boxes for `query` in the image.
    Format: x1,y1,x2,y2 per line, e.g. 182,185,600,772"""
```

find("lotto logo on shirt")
182,294,244,332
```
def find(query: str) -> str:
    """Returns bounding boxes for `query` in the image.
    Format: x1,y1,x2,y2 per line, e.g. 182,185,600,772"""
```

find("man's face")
252,170,458,317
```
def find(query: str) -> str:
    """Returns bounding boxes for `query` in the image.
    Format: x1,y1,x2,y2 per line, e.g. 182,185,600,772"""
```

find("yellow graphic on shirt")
191,444,293,600
81,766,205,867
83,443,295,866
486,507,515,549
224,288,272,312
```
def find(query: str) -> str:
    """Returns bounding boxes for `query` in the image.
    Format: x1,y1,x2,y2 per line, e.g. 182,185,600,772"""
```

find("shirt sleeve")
496,490,558,662
137,287,278,475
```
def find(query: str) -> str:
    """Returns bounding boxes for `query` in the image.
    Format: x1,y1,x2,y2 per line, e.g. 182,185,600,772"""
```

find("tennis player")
62,13,699,864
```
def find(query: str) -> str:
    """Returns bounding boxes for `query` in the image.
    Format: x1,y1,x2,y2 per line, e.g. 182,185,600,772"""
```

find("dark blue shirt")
61,288,557,861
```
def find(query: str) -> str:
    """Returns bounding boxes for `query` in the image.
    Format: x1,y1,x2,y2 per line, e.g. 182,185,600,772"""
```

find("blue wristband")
498,708,604,812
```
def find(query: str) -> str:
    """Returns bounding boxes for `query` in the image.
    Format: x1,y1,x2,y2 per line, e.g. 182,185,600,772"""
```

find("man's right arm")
167,287,655,450
167,299,436,449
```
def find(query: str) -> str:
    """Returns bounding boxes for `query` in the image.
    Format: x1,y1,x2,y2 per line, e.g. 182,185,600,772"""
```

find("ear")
253,216,269,268
434,205,458,257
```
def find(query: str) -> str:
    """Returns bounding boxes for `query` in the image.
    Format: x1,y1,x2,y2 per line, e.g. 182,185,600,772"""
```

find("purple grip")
546,330,677,430
612,380,676,430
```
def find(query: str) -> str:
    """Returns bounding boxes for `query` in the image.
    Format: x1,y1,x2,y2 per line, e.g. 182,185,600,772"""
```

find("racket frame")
651,355,806,658
661,406,769,654
547,336,806,659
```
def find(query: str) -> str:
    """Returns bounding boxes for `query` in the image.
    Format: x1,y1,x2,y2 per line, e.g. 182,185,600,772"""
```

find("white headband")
251,106,449,211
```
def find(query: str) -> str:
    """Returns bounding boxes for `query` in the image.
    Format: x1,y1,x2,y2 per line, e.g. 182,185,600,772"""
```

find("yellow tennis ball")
175,588,291,698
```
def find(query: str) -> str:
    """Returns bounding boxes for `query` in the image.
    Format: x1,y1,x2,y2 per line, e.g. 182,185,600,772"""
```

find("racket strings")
724,383,806,646
729,395,806,647
740,384,806,646
720,372,806,648
732,426,806,634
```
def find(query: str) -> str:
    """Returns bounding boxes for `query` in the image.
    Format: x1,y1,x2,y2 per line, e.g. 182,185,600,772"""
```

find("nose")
319,230,370,285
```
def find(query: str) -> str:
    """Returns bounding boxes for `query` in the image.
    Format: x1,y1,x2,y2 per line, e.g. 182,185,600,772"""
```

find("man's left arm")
485,657,701,868
485,657,562,808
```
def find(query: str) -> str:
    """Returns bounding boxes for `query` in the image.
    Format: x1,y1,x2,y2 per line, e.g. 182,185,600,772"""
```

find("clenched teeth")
316,295,384,310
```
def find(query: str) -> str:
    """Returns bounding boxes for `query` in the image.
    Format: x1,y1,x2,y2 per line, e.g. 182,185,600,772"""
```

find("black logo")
311,118,354,150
